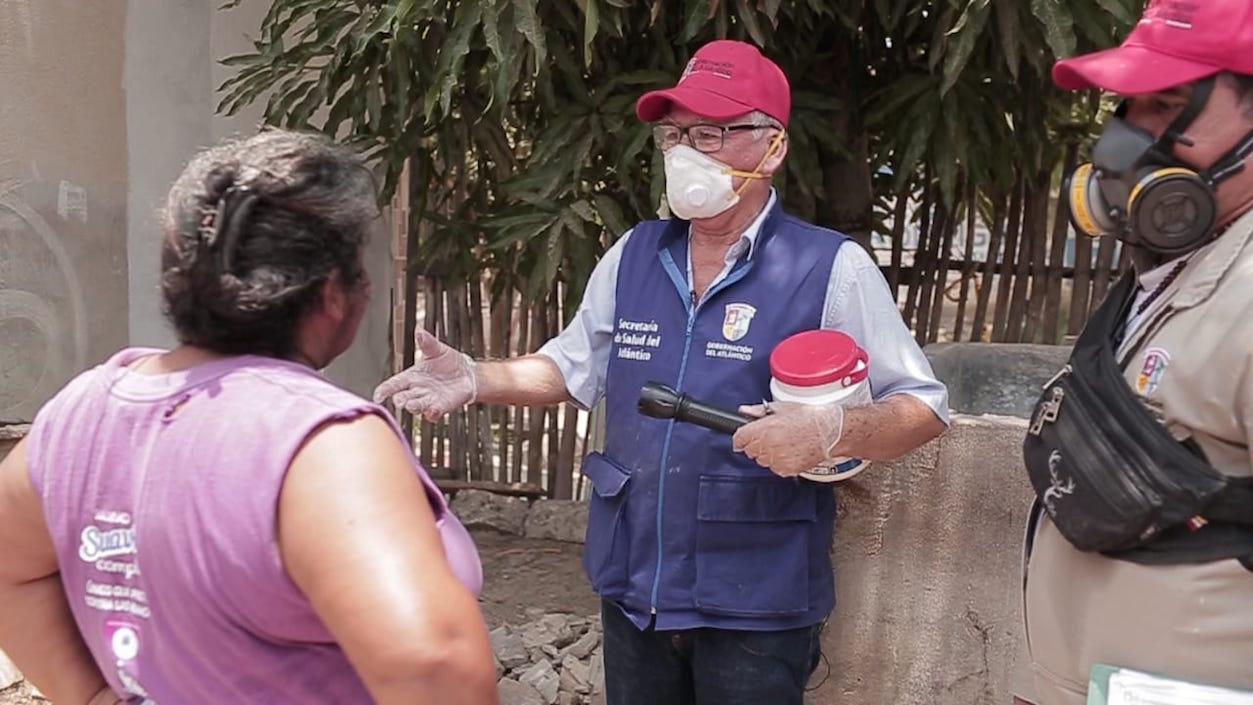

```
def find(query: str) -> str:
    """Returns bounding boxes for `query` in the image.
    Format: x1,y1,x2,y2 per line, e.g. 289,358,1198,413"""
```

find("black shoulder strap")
1072,273,1251,528
1081,273,1136,349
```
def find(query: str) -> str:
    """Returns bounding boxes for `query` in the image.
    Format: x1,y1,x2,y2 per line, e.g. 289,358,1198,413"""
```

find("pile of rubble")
0,650,22,692
491,612,605,705
450,490,588,544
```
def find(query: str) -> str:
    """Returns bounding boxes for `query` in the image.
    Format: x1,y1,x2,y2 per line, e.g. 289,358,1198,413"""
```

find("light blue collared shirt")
538,191,950,422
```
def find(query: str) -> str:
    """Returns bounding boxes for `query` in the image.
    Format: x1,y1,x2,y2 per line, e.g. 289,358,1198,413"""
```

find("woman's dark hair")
160,129,379,358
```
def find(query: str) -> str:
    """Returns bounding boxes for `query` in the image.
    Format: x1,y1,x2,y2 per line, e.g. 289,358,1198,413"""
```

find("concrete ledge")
813,413,1034,704
0,424,29,462
926,342,1070,418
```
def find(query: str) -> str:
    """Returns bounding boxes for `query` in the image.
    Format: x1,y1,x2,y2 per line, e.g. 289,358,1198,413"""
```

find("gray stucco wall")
1,1,129,423
810,414,1036,704
1,0,390,422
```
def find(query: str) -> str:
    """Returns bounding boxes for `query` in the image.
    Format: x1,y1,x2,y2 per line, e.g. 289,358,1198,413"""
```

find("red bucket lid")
769,330,868,387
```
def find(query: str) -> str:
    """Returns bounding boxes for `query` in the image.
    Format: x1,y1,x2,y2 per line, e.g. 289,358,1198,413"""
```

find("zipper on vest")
649,307,698,612
647,264,753,615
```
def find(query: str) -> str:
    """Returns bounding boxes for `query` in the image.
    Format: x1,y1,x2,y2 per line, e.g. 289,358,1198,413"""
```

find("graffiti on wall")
0,181,88,422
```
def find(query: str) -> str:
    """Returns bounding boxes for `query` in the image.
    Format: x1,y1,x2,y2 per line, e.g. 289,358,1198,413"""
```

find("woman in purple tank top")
0,131,497,704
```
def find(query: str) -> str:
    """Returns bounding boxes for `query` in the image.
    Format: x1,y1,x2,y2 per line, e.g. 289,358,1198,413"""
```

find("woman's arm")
278,413,498,705
0,438,120,704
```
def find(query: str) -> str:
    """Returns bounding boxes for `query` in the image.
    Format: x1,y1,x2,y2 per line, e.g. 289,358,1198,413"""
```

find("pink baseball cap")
636,40,791,127
1053,0,1253,94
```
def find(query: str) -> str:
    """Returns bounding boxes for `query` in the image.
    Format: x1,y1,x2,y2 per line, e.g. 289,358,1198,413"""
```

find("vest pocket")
581,452,631,597
694,475,817,617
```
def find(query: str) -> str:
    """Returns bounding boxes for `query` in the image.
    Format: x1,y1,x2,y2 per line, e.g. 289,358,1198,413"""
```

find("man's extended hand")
732,401,845,477
372,329,477,421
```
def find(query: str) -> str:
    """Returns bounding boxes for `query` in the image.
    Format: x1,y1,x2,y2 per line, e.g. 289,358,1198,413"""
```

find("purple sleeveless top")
26,349,482,704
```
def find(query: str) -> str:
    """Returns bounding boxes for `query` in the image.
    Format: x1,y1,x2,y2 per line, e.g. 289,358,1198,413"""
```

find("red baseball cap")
636,40,791,127
1053,0,1253,94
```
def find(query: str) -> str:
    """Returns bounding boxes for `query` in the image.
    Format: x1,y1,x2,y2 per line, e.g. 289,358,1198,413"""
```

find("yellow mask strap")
726,129,786,196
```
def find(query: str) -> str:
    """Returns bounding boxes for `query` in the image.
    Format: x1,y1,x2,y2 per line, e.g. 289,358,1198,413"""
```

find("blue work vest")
581,203,847,631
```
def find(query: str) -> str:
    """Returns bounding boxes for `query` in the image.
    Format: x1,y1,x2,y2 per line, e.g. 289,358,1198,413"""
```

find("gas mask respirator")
1066,77,1253,257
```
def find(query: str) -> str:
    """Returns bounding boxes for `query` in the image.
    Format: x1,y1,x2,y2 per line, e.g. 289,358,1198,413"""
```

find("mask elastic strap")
1202,128,1253,187
1155,75,1215,153
726,129,787,196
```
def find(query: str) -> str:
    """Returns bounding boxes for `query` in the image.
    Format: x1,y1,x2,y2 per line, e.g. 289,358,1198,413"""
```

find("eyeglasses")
651,123,765,153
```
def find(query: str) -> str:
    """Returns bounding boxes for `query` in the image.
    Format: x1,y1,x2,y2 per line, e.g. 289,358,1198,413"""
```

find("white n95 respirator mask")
662,131,784,220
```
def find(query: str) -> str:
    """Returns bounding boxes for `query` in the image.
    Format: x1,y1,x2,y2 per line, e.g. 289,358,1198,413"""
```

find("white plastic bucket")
768,329,872,482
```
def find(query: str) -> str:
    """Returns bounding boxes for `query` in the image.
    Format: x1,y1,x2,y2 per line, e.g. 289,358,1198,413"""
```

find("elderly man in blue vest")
376,39,949,705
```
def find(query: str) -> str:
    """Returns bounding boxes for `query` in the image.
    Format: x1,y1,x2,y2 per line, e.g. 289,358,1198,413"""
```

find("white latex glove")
732,400,845,478
372,329,477,421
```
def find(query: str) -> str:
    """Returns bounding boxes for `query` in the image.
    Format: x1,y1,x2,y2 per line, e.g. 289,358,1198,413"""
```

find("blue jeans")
600,600,824,705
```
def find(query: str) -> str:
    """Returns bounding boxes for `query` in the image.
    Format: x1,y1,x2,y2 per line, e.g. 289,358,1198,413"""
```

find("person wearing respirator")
374,39,948,705
1016,1,1253,704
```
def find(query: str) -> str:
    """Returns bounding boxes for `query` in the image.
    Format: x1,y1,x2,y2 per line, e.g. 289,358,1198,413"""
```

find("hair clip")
192,186,259,271
215,187,259,273
198,202,220,248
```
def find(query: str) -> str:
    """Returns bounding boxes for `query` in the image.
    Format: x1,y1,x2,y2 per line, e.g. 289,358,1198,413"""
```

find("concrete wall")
0,1,129,423
811,414,1035,705
1,0,391,423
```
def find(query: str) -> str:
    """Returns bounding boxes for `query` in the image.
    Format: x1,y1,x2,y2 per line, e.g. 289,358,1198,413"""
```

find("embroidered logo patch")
721,303,756,342
1135,347,1171,395
681,57,735,81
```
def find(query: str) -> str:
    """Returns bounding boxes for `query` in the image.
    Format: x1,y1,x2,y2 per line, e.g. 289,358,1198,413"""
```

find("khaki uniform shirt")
1116,211,1253,481
1022,208,1253,704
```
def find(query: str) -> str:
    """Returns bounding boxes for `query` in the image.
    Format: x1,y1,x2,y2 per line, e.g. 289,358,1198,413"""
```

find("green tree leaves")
218,0,1141,304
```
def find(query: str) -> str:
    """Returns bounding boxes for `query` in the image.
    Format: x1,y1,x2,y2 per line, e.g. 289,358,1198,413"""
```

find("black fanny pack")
1022,275,1253,555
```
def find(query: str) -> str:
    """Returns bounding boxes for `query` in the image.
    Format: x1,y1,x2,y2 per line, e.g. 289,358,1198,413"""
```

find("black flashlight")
637,381,754,435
